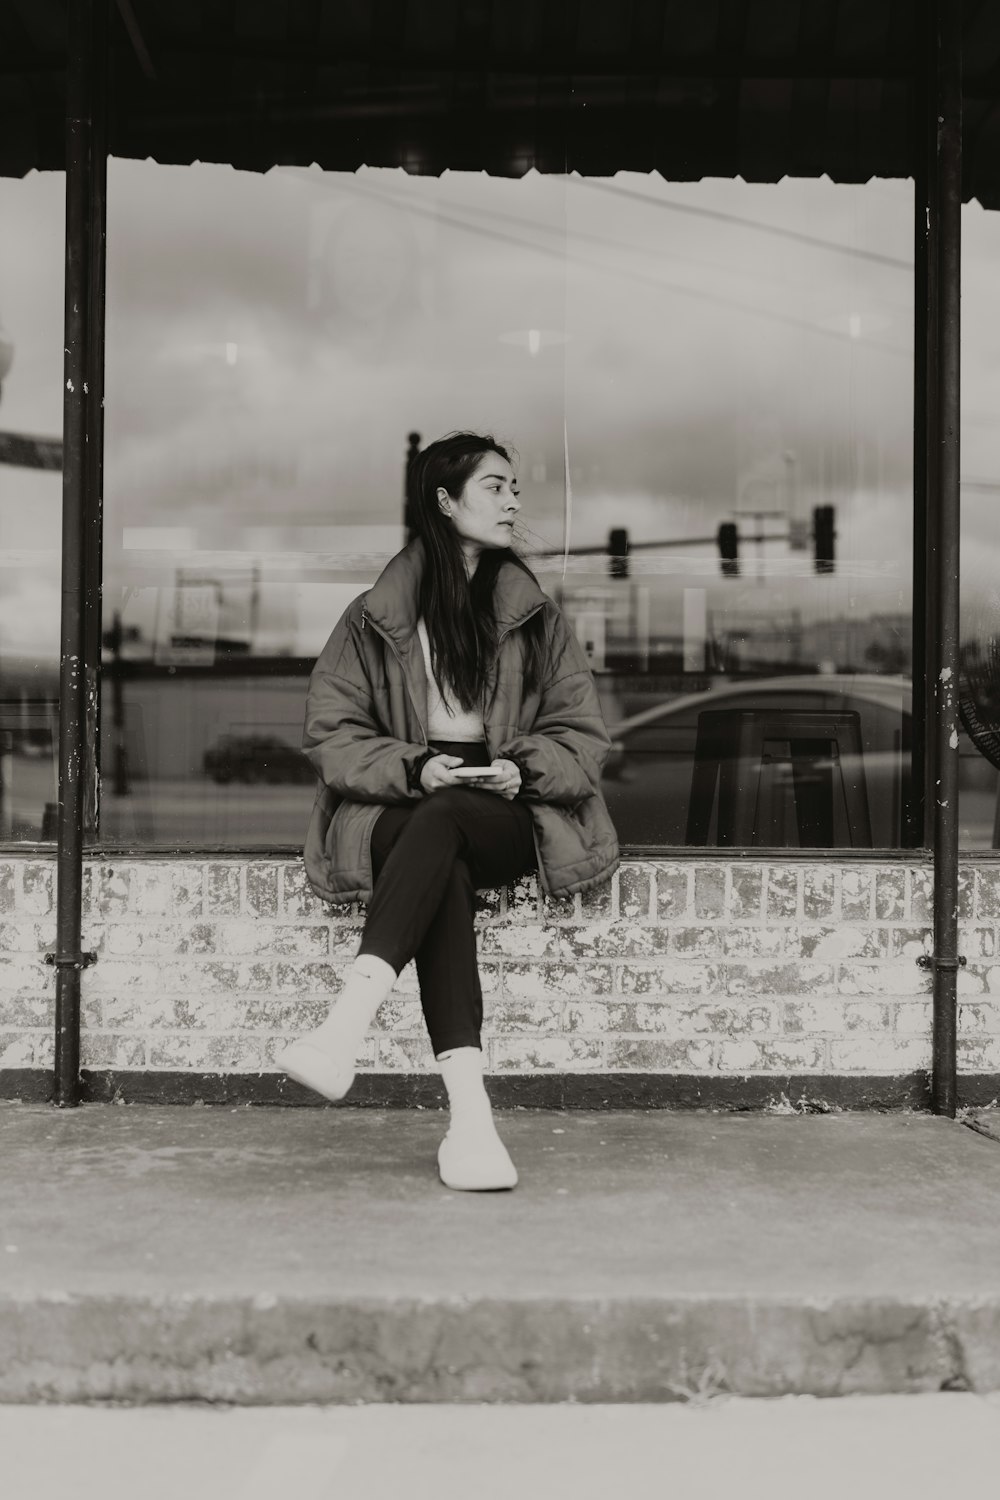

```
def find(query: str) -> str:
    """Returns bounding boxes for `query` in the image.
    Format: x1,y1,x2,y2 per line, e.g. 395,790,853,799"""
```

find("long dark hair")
408,431,546,711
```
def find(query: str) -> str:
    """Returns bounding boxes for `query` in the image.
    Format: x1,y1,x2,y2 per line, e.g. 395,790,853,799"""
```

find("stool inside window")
686,708,874,848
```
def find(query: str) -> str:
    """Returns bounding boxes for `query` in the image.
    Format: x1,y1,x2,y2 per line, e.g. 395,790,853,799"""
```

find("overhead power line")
583,179,913,272
327,175,908,355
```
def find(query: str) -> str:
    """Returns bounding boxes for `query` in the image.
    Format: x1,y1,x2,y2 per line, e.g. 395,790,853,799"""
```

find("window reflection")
103,162,913,849
0,172,64,841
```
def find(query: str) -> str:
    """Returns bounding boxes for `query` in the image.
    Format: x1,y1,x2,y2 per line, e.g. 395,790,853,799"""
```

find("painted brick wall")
1,856,998,1078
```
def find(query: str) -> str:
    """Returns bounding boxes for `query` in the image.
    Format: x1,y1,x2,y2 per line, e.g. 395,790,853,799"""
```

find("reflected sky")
0,163,997,664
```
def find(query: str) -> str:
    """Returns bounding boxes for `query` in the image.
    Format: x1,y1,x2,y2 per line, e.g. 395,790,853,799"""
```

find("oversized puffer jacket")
302,539,619,902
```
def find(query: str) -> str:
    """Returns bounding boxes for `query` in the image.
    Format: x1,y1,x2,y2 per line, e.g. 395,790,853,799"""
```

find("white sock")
309,954,396,1058
436,1047,517,1190
437,1047,497,1134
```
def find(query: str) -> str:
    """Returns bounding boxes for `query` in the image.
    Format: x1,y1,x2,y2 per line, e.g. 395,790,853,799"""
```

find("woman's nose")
505,492,521,513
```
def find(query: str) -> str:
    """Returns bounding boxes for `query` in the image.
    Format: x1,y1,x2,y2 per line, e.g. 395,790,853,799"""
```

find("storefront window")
0,172,64,842
102,161,913,849
960,202,1000,850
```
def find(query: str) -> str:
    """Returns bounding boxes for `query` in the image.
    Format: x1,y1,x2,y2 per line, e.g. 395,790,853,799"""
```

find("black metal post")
84,1,107,838
52,0,105,1106
923,0,963,1117
908,48,930,852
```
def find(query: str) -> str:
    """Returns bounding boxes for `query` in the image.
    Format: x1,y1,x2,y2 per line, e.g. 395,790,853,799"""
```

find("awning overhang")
3,0,1000,205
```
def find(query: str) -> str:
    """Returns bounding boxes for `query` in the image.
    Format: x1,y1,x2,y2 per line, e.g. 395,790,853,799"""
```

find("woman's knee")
370,806,411,866
415,786,478,824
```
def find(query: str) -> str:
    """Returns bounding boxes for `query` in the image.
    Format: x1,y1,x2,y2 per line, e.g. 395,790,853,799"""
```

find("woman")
280,431,619,1190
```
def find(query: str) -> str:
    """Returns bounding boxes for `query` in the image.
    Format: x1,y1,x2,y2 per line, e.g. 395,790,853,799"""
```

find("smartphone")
451,765,502,780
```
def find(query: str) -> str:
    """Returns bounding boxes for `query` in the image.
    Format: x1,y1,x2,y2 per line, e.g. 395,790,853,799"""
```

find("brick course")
1,856,999,1080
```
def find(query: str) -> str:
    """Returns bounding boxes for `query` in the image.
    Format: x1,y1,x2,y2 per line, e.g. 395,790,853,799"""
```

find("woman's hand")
476,758,521,801
419,753,465,794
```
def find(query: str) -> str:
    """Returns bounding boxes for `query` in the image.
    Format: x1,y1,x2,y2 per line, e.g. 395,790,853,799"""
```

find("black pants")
358,741,536,1056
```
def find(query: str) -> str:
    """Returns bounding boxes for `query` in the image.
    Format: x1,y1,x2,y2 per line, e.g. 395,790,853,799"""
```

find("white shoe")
278,1038,355,1102
277,955,395,1101
437,1126,518,1191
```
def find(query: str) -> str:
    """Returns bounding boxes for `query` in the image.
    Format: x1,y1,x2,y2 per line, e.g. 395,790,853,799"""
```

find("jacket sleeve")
498,610,611,808
302,613,430,804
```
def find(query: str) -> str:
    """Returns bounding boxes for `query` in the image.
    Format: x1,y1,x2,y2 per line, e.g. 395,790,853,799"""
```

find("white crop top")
416,618,485,743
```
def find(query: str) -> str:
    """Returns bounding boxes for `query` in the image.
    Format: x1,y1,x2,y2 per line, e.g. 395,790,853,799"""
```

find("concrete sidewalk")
8,1398,1000,1500
2,1101,1000,1402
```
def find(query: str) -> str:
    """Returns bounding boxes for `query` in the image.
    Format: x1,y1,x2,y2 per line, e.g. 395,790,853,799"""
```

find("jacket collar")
364,537,548,645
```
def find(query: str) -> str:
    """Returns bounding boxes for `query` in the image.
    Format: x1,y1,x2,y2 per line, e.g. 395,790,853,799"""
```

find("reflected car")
601,674,913,848
203,733,316,786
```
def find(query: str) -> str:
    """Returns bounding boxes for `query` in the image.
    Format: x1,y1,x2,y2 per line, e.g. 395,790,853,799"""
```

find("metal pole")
51,0,104,1106
908,36,930,853
84,1,107,839
924,0,963,1117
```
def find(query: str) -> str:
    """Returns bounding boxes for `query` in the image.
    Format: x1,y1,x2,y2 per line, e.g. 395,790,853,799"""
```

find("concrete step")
2,1103,1000,1403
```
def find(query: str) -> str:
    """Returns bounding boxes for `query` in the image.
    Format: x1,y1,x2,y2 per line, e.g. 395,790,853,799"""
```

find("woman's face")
439,452,520,556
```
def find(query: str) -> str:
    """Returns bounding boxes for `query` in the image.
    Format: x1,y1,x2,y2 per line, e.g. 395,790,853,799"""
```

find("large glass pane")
555,175,913,849
103,163,912,848
960,201,1000,849
0,172,64,843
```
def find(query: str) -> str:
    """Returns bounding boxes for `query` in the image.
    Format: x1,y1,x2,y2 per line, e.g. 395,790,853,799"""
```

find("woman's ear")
436,486,452,515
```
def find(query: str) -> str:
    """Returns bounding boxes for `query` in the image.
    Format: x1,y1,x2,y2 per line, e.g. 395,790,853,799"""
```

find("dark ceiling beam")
33,67,1000,91
100,36,914,82
116,84,924,130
